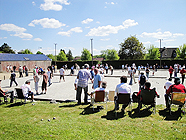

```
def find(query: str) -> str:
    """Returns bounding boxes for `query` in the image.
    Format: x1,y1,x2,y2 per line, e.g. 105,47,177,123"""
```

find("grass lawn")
0,100,185,140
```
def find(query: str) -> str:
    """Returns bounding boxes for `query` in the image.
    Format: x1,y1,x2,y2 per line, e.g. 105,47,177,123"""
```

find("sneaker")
40,92,43,94
44,92,46,94
36,92,39,95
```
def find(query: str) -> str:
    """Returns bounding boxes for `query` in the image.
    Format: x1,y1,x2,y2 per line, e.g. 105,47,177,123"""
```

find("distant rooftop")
0,53,52,61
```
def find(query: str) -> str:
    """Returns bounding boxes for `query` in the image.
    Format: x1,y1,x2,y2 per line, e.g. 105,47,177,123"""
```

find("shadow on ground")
158,109,182,121
80,105,104,115
5,102,26,108
101,109,126,120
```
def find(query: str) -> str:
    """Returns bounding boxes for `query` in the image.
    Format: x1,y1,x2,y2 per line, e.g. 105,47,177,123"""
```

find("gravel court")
1,69,185,105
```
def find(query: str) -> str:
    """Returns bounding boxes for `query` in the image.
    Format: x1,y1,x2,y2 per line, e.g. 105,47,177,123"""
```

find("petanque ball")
53,117,56,120
48,119,50,122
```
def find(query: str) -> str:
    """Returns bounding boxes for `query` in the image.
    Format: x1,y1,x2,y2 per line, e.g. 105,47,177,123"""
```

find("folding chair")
169,92,186,115
108,91,115,101
92,91,107,111
138,88,156,114
115,93,131,117
15,88,27,104
0,90,8,104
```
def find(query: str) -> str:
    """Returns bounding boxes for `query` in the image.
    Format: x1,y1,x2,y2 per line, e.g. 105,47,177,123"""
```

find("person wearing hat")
165,77,186,111
0,79,14,103
21,80,35,102
138,72,147,90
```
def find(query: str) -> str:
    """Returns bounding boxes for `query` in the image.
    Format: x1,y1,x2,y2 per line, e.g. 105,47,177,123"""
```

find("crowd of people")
1,62,186,114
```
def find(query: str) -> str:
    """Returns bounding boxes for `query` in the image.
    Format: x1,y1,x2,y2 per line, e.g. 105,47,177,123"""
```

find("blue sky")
0,0,186,56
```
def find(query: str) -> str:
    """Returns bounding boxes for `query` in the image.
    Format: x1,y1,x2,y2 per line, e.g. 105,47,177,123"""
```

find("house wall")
0,61,51,72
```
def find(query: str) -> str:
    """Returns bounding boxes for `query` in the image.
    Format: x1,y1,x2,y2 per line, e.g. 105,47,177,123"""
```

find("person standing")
164,78,173,92
13,65,16,72
169,66,174,78
180,67,186,84
76,64,92,105
34,73,40,95
19,65,23,78
41,71,48,94
25,65,28,76
47,68,52,86
138,72,147,90
110,65,113,75
10,70,18,87
59,66,65,82
92,68,102,89
145,67,150,79
105,64,109,74
174,64,178,77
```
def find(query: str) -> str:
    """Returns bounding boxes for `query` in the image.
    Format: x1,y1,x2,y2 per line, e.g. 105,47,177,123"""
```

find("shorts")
42,82,47,90
60,75,64,79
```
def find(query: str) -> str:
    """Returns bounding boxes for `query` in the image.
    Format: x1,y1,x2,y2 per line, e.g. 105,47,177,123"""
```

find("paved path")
0,69,185,105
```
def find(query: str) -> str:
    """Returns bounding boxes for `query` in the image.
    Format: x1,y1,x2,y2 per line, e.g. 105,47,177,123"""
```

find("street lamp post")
159,39,163,68
54,43,57,65
90,39,93,66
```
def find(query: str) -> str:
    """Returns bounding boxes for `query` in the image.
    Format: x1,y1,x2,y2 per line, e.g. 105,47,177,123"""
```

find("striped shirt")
77,69,92,88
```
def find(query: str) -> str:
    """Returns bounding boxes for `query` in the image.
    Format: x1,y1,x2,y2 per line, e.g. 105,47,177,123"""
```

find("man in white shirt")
164,78,173,91
59,66,65,82
21,80,35,102
47,68,52,86
115,76,132,112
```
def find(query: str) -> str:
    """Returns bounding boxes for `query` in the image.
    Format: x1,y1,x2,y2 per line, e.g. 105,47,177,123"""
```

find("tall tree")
47,54,55,61
118,36,145,60
0,43,15,53
145,45,160,60
18,49,33,54
176,44,186,60
101,49,119,60
57,50,68,61
36,51,43,54
66,49,73,61
81,48,92,61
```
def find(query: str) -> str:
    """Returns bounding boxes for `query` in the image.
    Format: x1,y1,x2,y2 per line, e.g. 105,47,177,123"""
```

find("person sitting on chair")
114,76,132,112
165,77,186,112
21,80,35,102
0,79,14,103
137,82,159,97
90,81,109,108
137,82,159,109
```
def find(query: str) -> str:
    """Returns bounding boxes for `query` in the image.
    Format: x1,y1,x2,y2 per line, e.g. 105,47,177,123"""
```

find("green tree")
101,49,119,60
18,49,33,54
176,44,186,60
57,50,68,61
118,36,145,60
0,43,15,53
36,51,43,54
81,48,92,61
46,54,55,61
66,50,73,61
145,45,160,60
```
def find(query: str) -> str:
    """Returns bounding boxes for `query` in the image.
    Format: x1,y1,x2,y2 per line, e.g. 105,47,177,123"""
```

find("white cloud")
142,41,151,45
58,27,83,37
0,37,7,39
32,1,36,6
111,2,115,5
140,31,184,39
34,38,42,41
0,24,33,39
96,21,100,24
86,19,138,36
81,18,93,24
28,18,66,28
40,0,70,11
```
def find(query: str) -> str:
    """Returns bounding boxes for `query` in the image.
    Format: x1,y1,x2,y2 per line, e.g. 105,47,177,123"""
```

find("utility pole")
159,39,163,68
54,43,57,65
90,39,93,66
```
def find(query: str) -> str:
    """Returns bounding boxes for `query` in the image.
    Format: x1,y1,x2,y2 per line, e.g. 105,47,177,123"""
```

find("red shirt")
166,84,186,95
169,67,174,74
180,69,186,75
